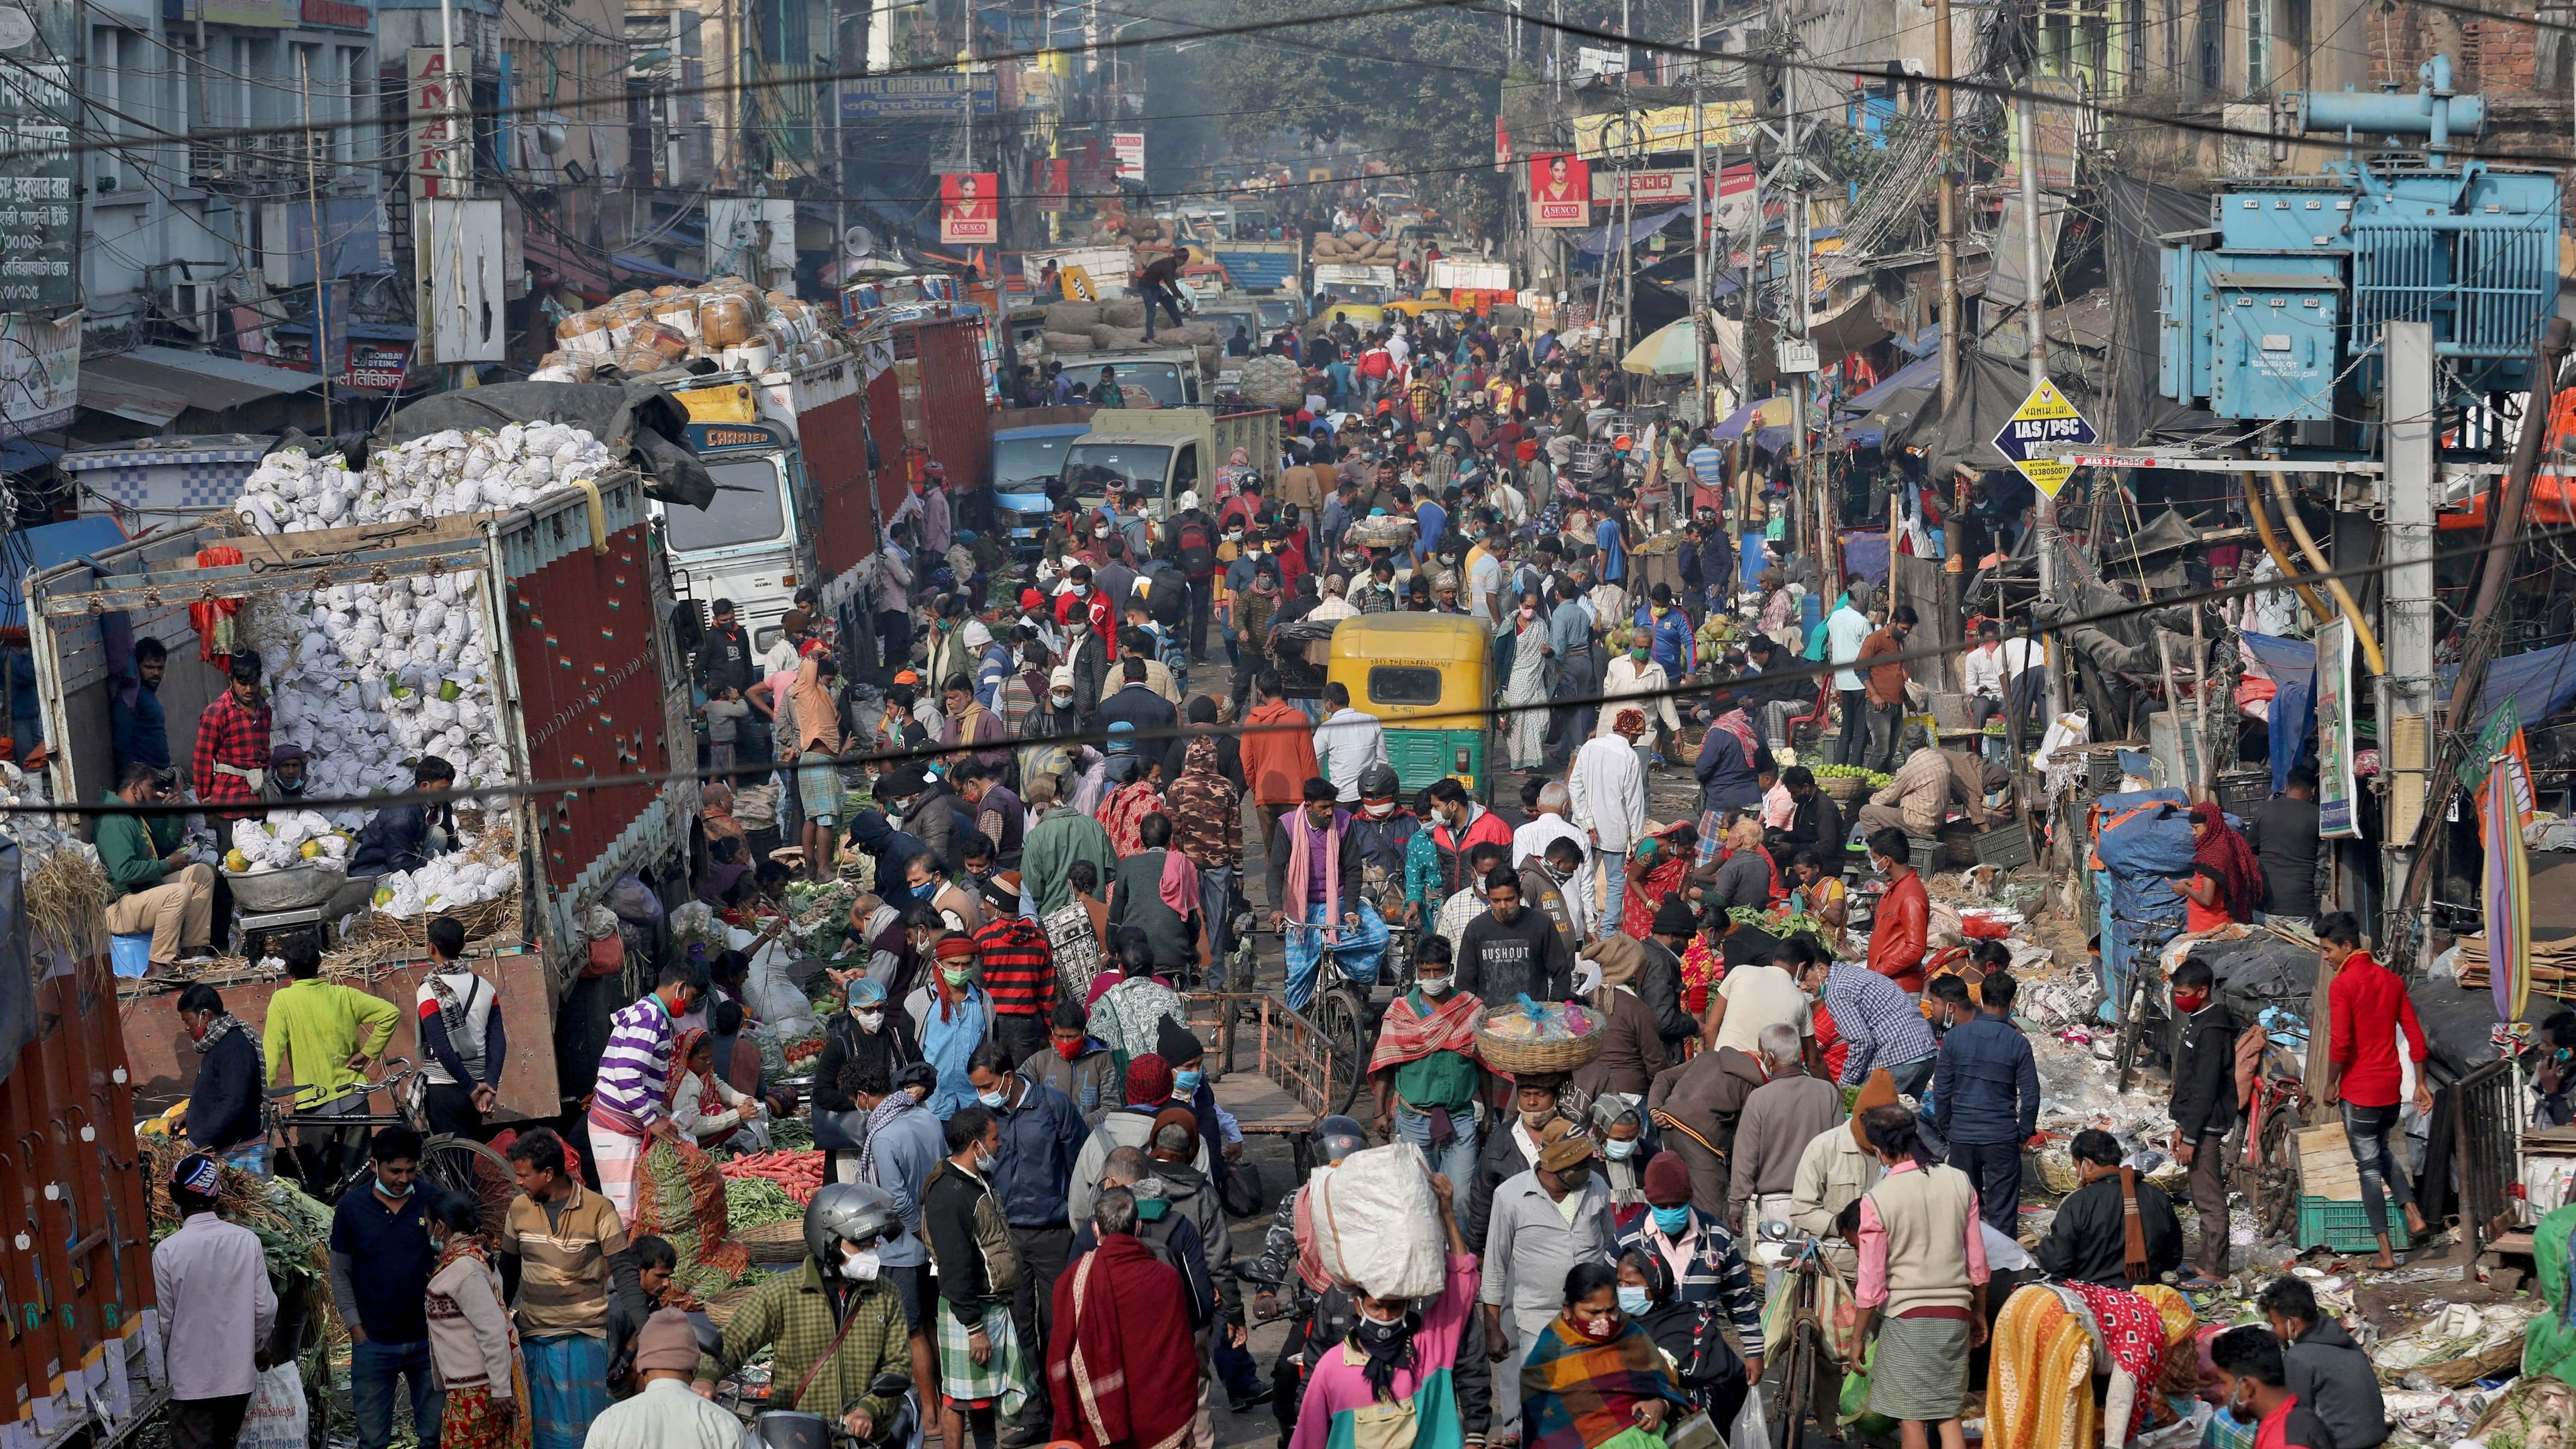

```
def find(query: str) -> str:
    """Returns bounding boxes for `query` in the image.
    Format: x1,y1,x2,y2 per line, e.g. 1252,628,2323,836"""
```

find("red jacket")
1867,870,1929,992
2328,951,2426,1108
1054,586,1113,634
1240,700,1319,808
1432,806,1516,897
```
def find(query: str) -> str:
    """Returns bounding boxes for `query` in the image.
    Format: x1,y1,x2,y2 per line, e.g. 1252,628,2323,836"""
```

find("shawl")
2189,802,2263,922
855,1092,921,1181
1047,1232,1201,1449
699,785,747,845
192,1012,260,1058
1709,707,1759,763
1678,936,1724,1016
1157,848,1199,918
1367,987,1484,1073
1521,1316,1687,1449
1281,806,1345,930
664,1028,724,1118
792,657,843,754
2055,1279,2171,1439
1099,781,1165,858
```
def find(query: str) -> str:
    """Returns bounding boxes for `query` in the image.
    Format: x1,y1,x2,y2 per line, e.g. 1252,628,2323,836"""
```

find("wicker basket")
1820,775,1869,806
740,1219,806,1266
1475,1008,1605,1077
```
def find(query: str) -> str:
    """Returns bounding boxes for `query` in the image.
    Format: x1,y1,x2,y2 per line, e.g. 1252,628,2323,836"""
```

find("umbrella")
1621,317,1701,376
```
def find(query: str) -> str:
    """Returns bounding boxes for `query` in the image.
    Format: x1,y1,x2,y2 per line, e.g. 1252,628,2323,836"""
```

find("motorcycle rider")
698,1184,918,1443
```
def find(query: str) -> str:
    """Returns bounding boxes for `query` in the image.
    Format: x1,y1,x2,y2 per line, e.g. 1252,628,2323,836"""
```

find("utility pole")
2382,318,2436,959
1933,0,1960,409
2018,89,2056,712
1689,0,1707,427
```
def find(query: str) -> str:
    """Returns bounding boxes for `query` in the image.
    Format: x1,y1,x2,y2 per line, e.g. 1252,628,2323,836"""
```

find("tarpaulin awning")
82,347,323,425
1842,385,1935,449
2447,639,2576,735
0,517,127,632
612,252,707,285
1843,353,1940,413
1892,325,1940,356
1711,394,1793,441
0,440,61,474
2242,630,2318,795
1578,204,1693,256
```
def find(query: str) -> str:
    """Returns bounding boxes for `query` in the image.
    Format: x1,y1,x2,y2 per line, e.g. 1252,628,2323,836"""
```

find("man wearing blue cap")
813,973,921,1183
154,1153,276,1449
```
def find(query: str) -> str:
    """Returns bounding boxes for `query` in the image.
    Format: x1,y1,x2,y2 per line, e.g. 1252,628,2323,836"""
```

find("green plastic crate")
2298,1195,2385,1253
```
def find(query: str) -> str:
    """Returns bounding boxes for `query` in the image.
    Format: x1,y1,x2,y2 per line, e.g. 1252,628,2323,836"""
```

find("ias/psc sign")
1990,378,2096,498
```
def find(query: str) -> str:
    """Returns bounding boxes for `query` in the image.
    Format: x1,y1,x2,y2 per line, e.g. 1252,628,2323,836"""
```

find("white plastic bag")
240,1362,309,1449
1309,1141,1444,1298
1727,1389,1768,1449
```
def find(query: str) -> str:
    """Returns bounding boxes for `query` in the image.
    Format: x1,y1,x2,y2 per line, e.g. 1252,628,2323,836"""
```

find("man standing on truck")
111,635,172,778
1134,244,1187,341
193,652,272,817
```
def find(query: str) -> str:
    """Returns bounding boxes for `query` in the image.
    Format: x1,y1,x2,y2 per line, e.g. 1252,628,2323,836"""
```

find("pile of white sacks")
228,425,613,915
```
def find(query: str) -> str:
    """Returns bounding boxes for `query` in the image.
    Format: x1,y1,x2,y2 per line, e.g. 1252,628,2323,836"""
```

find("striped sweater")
592,994,674,1132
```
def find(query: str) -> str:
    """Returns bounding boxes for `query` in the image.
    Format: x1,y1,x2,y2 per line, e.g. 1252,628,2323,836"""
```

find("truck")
1212,237,1304,295
1023,245,1136,299
1311,263,1403,328
861,314,994,534
661,352,870,653
1072,344,1214,409
990,404,1097,557
26,472,696,1121
1429,258,1513,293
1061,406,1280,525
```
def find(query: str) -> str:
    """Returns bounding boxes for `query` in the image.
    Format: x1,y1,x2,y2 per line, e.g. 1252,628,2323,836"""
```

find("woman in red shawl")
2175,801,2263,926
1618,824,1698,940
1049,1189,1203,1449
1097,755,1167,859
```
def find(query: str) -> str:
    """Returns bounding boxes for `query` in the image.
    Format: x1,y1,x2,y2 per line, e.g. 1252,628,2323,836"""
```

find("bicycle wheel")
421,1133,518,1236
2114,969,2151,1095
1777,1319,1817,1449
1316,986,1369,1116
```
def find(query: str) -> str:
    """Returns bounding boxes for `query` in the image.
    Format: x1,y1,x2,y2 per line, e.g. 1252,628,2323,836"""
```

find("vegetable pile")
723,1175,806,1230
720,1150,827,1205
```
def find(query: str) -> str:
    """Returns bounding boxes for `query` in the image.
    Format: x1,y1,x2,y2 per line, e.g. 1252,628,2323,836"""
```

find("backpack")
1142,562,1189,627
1175,519,1214,577
922,1163,1023,1296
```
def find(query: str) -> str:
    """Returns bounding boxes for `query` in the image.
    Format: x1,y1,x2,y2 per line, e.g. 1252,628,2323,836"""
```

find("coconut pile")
223,424,610,916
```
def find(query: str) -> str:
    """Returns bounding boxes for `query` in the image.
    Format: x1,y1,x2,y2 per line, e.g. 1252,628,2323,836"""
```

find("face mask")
942,967,972,987
975,1150,1000,1173
839,1244,883,1281
1174,1069,1203,1094
378,1177,415,1199
1553,1165,1591,1192
2174,989,2208,1014
1364,800,1396,819
1492,902,1521,924
977,1087,1010,1109
1520,605,1538,619
1051,691,1075,707
1651,1205,1691,1236
1094,526,1110,538
857,1009,885,1032
1359,1304,1411,1329
1616,1286,1653,1316
1054,1036,1087,1061
1604,1138,1638,1161
1417,975,1452,998
1630,647,1648,662
1576,1312,1619,1341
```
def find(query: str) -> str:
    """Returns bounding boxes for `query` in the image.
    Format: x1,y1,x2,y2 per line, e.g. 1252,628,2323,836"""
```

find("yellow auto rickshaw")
1326,613,1495,800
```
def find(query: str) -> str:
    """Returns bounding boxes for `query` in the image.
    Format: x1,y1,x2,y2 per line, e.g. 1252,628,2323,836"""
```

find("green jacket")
697,1258,909,1425
95,790,179,898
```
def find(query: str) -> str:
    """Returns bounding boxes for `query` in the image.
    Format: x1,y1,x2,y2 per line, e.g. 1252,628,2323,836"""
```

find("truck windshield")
1256,299,1294,329
666,459,788,553
1063,445,1171,505
1089,362,1187,407
1320,282,1389,305
994,434,1073,491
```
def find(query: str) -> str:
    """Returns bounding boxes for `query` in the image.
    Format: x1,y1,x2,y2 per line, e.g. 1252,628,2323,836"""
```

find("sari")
429,1238,531,1449
1678,934,1724,1016
1985,1281,2200,1449
1505,616,1552,769
1621,840,1690,941
1521,1314,1690,1449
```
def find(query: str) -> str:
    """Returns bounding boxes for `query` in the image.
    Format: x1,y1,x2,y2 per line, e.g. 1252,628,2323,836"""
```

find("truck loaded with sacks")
25,380,706,1114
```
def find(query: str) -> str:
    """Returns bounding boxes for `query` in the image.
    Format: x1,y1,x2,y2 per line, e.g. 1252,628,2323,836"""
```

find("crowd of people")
144,299,2400,1449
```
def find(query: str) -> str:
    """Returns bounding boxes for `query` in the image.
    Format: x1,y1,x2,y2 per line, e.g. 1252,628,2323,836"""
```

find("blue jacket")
1633,604,1696,677
991,1076,1091,1228
351,802,451,875
1932,1011,2041,1146
111,676,170,773
1693,723,1762,814
1597,515,1627,582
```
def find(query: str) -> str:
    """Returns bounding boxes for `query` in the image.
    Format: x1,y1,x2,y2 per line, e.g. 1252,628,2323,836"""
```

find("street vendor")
191,651,272,816
2031,1129,2184,1286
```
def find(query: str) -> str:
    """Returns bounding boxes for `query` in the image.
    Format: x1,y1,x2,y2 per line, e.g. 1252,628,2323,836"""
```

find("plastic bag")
1728,1389,1768,1449
1309,1142,1445,1298
240,1363,309,1449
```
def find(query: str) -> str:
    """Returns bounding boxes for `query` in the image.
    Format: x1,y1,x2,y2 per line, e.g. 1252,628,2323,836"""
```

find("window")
2246,0,2272,93
666,460,789,551
89,27,127,197
1368,666,1441,706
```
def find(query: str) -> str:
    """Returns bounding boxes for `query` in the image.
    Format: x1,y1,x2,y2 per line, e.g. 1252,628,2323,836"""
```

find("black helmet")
1356,763,1400,800
802,1181,902,1265
1312,1115,1368,1167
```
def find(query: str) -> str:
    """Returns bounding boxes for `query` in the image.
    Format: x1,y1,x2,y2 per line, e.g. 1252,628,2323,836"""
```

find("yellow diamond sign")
1990,378,2096,498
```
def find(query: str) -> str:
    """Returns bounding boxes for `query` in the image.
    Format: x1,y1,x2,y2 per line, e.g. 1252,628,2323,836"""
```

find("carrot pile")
719,1150,828,1205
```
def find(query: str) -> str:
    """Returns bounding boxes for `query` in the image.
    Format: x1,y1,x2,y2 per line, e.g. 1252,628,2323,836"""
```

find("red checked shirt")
192,690,272,811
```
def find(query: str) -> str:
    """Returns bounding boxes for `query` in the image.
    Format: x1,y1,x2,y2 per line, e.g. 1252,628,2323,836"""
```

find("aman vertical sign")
0,0,78,313
1988,378,2096,498
409,46,472,204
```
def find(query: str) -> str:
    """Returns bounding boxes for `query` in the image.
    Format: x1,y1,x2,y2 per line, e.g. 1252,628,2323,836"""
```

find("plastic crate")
2087,753,2124,793
1907,835,1941,873
1975,820,2035,869
2297,1195,2385,1253
2216,771,2270,818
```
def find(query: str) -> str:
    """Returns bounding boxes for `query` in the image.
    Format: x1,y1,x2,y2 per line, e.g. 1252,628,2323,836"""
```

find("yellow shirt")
262,977,400,1108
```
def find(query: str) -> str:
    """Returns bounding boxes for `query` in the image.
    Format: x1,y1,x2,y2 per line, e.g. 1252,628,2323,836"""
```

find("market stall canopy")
1711,394,1794,442
1843,386,1934,449
1577,204,1693,256
82,347,324,427
2446,638,2576,735
1843,354,1940,414
1621,317,1701,376
1884,350,2055,477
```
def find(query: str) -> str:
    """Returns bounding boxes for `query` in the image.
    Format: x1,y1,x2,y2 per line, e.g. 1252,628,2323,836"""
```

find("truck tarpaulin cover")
278,379,718,510
0,837,29,1083
2090,788,2192,1024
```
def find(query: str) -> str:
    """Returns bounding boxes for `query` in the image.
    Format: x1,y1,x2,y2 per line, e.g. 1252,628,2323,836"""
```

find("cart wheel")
421,1133,517,1236
1317,987,1368,1116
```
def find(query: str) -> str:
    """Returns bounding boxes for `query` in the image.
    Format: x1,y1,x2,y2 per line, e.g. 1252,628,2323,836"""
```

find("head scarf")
666,1028,721,1117
1148,1105,1201,1162
1125,1053,1173,1108
2188,801,2263,922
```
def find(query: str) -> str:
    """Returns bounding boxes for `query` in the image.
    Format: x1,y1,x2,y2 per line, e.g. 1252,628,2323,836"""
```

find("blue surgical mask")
1616,1286,1653,1316
378,1176,415,1199
977,1088,1010,1110
1651,1205,1691,1236
1173,1069,1203,1094
1603,1138,1638,1161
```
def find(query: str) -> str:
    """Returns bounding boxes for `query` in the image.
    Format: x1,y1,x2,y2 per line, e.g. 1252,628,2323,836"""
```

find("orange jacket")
1860,627,1908,707
1241,700,1320,807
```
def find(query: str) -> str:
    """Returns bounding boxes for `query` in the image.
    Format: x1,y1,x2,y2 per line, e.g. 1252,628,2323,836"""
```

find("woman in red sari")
1619,825,1697,940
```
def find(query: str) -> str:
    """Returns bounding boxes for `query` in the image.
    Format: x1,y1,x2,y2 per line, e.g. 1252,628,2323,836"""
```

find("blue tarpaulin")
1841,530,1890,585
2241,631,2317,795
0,517,127,633
1577,205,1693,256
1843,355,1941,413
2455,639,2576,735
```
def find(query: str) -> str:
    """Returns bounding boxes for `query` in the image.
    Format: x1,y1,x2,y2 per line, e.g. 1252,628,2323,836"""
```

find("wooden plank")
2300,1124,2364,1202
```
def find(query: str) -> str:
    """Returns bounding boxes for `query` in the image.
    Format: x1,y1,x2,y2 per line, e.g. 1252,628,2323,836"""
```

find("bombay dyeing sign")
0,1,78,312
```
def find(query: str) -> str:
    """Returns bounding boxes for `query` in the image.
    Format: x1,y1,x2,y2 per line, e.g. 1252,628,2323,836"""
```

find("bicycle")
1273,916,1415,1115
266,1058,517,1229
2110,912,2183,1095
1750,1221,1835,1449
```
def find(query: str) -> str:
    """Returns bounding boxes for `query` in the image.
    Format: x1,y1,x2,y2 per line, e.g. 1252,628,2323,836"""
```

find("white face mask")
1363,800,1396,819
839,1244,883,1281
1051,690,1075,707
1417,975,1453,997
857,1010,885,1031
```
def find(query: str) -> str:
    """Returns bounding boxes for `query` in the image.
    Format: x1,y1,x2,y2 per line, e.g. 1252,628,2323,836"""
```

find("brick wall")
2368,2,2545,93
